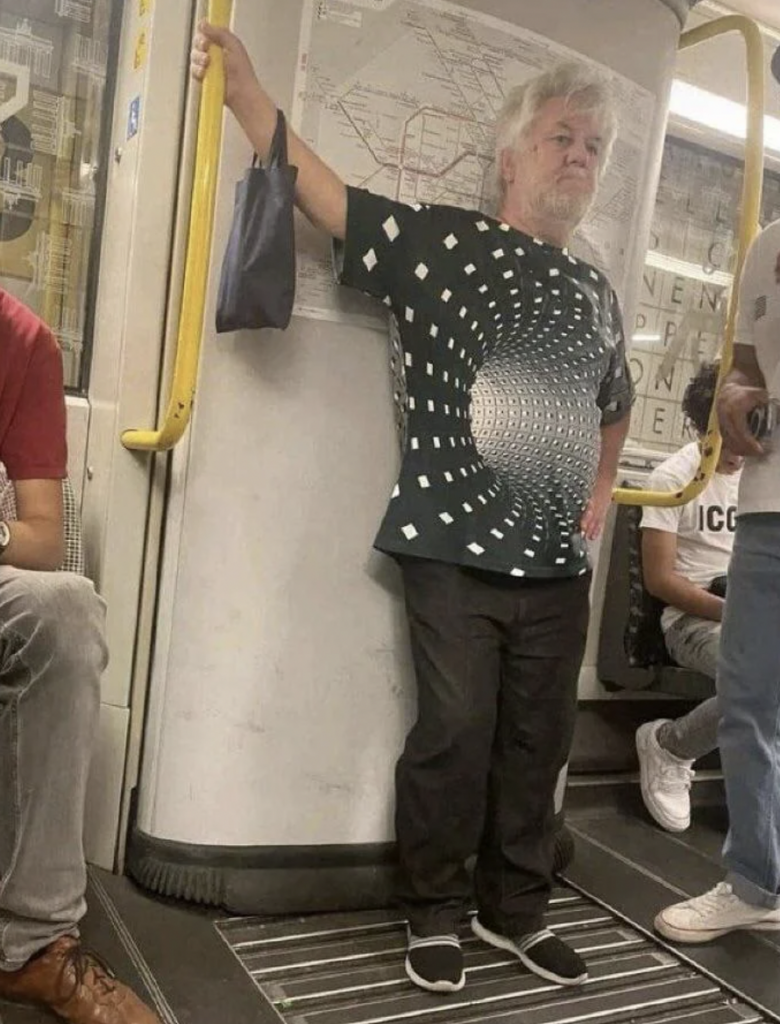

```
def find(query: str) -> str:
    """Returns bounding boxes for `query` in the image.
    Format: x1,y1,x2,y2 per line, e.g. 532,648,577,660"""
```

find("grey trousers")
659,614,719,762
0,567,107,968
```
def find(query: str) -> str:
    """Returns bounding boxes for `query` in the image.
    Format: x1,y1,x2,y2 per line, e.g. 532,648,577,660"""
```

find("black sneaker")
405,931,465,993
472,917,587,986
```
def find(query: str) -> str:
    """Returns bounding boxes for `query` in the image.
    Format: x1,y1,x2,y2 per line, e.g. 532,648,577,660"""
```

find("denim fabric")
718,514,780,909
0,568,107,967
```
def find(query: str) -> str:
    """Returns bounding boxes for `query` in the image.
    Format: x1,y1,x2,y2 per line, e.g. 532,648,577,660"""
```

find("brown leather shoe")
0,935,161,1023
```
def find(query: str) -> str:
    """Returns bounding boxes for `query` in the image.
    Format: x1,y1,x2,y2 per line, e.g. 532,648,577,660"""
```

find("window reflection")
0,0,115,391
630,135,780,453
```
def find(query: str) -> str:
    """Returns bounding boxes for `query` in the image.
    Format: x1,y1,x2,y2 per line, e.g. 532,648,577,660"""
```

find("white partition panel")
136,0,685,860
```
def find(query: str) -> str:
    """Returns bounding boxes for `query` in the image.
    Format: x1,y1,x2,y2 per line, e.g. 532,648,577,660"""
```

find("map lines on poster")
291,0,656,327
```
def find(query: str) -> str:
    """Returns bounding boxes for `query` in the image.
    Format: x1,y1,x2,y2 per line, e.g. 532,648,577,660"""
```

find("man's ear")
499,147,516,189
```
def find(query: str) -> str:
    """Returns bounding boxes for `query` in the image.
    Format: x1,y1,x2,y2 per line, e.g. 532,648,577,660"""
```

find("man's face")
502,97,605,229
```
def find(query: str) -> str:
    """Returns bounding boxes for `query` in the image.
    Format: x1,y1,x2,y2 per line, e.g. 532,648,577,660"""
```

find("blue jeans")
718,513,780,910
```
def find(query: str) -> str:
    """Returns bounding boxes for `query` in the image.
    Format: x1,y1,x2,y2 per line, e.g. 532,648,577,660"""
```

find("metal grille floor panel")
216,887,767,1024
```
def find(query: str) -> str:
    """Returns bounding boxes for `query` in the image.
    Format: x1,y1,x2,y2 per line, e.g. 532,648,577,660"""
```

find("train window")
0,0,121,394
628,133,780,455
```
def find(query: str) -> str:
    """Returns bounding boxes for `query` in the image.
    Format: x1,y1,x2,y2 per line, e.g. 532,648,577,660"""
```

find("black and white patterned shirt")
335,187,634,579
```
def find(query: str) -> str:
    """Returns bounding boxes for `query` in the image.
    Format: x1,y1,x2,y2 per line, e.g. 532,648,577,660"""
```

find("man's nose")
566,139,591,166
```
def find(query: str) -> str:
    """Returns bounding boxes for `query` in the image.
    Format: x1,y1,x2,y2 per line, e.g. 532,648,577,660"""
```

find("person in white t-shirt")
655,89,780,941
636,362,741,834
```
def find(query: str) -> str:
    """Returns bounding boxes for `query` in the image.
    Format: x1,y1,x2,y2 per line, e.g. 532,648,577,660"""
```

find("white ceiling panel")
710,0,780,33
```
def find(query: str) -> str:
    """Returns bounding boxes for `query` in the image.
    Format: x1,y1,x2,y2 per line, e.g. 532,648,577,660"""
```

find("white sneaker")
655,882,780,943
636,720,694,832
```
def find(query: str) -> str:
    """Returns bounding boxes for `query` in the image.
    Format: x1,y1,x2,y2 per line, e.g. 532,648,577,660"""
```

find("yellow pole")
122,0,232,451
612,15,764,506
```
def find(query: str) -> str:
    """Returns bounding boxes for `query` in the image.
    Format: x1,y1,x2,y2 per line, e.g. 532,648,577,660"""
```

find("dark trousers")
395,558,590,937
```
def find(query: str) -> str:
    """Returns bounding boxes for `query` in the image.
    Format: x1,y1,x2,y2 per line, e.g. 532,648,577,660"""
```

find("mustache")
557,169,591,181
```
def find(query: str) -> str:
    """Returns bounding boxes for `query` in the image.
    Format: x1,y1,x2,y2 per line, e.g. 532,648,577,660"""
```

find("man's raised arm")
191,22,348,241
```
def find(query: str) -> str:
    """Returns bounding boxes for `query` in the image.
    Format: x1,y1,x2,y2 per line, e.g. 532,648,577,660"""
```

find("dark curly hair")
682,361,720,436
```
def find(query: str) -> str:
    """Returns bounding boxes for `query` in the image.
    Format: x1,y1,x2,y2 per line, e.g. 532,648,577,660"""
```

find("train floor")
4,782,780,1024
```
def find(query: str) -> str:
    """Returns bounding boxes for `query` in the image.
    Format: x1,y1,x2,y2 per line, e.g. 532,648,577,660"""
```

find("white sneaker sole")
471,918,588,986
636,725,690,833
654,910,780,944
404,956,465,993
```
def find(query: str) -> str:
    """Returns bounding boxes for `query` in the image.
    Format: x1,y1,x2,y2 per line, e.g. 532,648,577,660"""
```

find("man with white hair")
191,26,633,993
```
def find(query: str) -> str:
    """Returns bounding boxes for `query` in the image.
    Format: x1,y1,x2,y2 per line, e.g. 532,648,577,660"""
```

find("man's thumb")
199,20,232,46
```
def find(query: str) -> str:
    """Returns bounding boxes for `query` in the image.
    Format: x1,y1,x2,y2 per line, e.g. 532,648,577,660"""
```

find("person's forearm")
0,519,64,571
648,574,724,621
595,414,631,487
231,85,347,240
722,363,764,390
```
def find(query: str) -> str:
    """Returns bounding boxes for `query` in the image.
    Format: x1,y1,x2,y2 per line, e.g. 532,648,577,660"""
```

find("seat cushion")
623,503,669,668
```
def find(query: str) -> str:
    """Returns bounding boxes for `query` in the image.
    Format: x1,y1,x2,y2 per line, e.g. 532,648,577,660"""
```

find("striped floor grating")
215,886,766,1024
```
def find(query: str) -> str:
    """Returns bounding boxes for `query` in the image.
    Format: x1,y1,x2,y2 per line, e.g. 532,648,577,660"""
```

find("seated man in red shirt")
0,290,160,1024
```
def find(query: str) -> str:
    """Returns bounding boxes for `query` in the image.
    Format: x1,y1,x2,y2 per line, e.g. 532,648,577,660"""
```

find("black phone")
707,575,727,599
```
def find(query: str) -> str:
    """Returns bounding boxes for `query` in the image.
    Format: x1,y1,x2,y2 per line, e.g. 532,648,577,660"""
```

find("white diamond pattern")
344,191,631,575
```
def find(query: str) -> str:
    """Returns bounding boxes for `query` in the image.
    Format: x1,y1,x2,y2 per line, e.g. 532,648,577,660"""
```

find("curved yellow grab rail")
613,14,764,506
122,0,232,452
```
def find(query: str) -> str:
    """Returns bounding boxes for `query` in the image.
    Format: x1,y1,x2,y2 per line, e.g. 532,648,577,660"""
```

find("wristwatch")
0,521,10,556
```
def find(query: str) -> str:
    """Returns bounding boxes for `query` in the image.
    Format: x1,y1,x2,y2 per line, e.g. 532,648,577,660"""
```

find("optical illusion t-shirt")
335,187,634,579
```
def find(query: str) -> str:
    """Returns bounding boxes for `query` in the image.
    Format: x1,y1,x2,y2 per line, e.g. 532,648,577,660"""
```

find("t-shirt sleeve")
640,463,684,534
597,290,635,426
2,325,67,480
333,186,431,307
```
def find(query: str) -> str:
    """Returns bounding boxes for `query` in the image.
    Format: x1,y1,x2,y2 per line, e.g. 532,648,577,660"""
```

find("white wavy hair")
494,61,619,198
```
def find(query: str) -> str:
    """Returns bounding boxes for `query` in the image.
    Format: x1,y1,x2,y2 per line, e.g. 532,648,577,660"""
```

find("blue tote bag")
216,109,298,333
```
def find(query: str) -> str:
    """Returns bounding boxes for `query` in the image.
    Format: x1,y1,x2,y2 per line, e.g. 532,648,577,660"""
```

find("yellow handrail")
122,0,232,452
612,15,764,506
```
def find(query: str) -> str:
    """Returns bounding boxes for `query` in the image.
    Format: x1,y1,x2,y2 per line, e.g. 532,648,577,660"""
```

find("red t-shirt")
0,290,67,480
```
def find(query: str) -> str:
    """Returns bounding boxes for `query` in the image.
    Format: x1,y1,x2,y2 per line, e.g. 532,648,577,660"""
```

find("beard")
531,184,593,229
